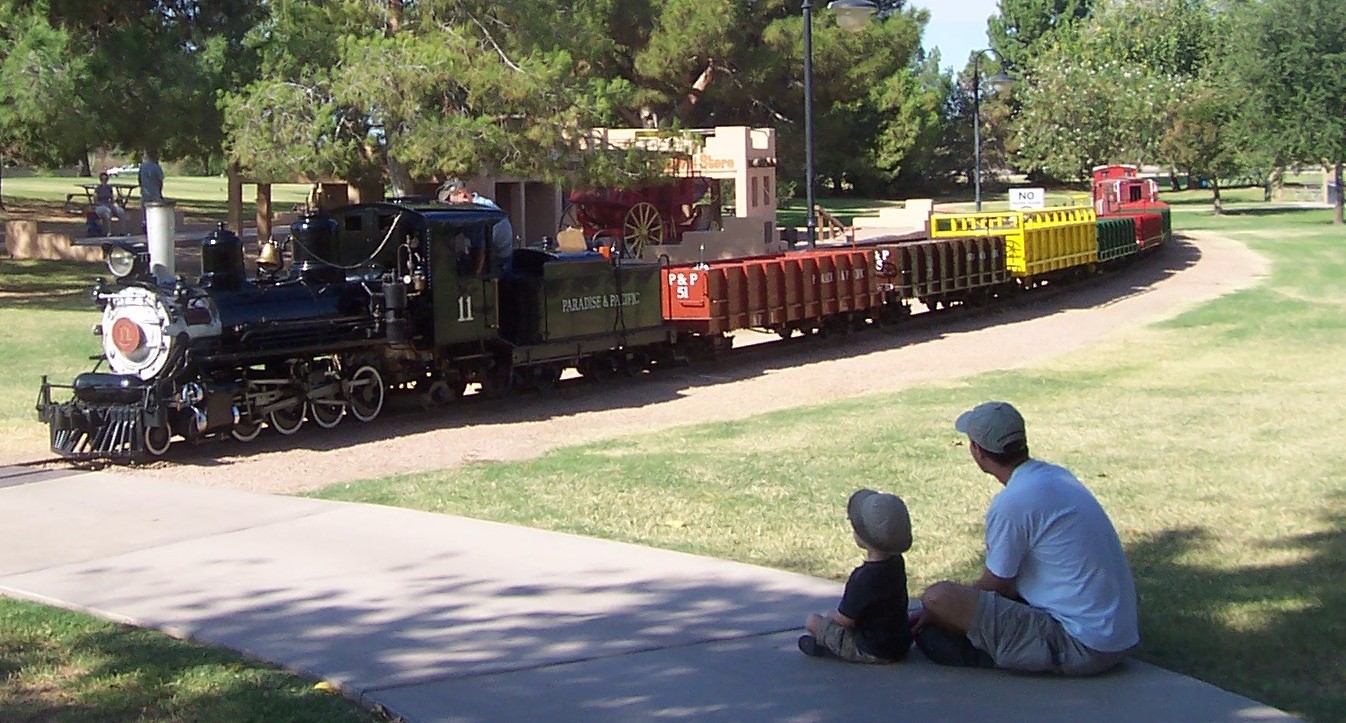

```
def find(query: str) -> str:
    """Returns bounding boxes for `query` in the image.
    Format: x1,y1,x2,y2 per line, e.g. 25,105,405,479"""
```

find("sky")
908,0,1000,73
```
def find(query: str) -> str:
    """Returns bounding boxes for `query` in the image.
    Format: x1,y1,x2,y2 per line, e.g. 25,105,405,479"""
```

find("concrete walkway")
0,464,1301,722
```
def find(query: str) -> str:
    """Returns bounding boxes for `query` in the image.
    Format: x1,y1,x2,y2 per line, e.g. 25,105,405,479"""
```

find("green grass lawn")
0,259,108,457
313,206,1346,722
1,175,312,224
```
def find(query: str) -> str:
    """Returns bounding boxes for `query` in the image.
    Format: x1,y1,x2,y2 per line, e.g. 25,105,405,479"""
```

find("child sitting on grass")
799,488,914,663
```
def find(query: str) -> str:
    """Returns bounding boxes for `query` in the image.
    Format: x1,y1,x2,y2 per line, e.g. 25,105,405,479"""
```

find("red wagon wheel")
621,202,664,258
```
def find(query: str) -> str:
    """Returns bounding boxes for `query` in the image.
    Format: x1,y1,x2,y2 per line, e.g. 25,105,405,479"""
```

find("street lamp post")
970,48,1014,212
802,0,877,248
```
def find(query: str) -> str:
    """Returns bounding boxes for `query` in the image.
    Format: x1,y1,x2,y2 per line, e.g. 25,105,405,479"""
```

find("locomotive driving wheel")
231,419,263,442
621,202,664,258
268,402,305,435
308,399,344,429
346,365,385,422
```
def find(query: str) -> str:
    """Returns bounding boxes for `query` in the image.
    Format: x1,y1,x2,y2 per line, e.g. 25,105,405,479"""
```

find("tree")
1160,83,1242,213
220,0,939,197
0,0,261,174
1223,0,1346,224
987,0,1093,72
1006,0,1218,181
0,2,91,206
222,1,666,191
1010,49,1188,180
871,55,957,192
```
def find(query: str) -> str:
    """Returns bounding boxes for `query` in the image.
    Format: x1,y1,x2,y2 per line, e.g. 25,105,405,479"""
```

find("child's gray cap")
848,489,912,555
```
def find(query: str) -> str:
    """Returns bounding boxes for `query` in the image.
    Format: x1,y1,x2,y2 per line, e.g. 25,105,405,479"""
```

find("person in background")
138,151,165,204
92,172,126,236
798,488,914,664
911,401,1139,676
440,178,515,275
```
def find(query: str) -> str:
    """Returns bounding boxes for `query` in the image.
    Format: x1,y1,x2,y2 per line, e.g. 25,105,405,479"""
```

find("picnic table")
65,183,139,214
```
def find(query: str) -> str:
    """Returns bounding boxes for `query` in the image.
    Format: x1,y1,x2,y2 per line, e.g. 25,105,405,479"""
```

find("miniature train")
36,167,1170,461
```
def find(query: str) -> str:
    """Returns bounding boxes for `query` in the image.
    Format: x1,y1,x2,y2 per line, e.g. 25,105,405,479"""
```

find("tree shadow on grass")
0,597,382,722
1216,206,1332,219
0,260,106,314
1128,502,1346,723
0,260,105,313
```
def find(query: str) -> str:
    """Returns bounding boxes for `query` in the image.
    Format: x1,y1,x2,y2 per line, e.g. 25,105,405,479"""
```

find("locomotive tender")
37,171,1169,462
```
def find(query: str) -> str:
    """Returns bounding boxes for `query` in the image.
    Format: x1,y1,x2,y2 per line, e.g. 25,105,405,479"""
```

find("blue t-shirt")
984,459,1139,652
139,161,165,203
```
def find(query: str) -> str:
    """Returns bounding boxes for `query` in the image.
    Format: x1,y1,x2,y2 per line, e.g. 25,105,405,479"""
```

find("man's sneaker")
915,627,995,668
797,634,826,657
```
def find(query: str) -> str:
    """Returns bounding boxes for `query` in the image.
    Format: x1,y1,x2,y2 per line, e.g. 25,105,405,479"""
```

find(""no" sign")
1009,187,1046,209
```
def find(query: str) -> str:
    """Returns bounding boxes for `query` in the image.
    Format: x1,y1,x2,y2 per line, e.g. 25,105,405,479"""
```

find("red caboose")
1092,164,1160,215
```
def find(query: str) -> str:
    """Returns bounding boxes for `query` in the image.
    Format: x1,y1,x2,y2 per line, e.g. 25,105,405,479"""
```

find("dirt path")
22,231,1266,492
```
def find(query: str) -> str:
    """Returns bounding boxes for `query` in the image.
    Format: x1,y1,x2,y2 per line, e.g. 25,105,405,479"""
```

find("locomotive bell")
199,223,246,291
257,238,283,273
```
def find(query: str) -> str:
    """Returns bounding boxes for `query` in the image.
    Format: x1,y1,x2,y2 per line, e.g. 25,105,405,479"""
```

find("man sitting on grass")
911,401,1139,676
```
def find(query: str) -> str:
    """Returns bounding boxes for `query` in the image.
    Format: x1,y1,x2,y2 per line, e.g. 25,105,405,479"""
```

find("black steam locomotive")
37,201,670,461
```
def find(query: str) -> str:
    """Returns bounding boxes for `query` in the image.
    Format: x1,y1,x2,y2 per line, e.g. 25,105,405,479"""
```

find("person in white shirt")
910,401,1140,676
439,178,515,275
138,151,165,204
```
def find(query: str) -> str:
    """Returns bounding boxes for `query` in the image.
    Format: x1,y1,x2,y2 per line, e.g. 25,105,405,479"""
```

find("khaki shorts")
968,591,1131,676
819,620,897,664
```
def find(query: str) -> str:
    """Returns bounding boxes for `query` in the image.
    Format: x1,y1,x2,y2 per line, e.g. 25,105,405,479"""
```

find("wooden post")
227,162,244,235
256,183,272,244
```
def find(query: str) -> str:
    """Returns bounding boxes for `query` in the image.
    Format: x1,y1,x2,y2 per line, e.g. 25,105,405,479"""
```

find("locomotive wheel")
511,368,538,392
479,362,513,398
231,419,263,442
426,379,466,405
347,365,385,422
533,364,562,391
622,350,651,377
269,403,305,435
621,202,664,259
143,424,172,457
308,399,345,429
578,354,616,382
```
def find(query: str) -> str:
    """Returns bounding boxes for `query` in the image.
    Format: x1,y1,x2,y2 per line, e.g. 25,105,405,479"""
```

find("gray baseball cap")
437,178,467,201
955,401,1027,454
847,489,912,555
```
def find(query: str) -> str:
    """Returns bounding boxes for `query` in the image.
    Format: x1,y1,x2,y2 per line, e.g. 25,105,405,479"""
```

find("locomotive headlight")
106,246,138,278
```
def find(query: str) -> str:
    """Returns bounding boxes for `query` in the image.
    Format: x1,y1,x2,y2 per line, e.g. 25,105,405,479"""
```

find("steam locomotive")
37,201,671,460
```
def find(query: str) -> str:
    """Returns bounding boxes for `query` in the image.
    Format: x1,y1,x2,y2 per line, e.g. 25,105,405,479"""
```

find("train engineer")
440,178,515,275
911,401,1139,675
799,488,914,663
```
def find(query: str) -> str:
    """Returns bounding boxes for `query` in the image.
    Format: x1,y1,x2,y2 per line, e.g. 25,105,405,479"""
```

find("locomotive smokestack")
145,200,177,284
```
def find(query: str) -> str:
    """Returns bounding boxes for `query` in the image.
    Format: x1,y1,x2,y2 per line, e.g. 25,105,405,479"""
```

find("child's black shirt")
838,555,912,660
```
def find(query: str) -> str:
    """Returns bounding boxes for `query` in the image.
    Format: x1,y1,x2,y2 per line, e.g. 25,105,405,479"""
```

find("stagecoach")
560,175,722,258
